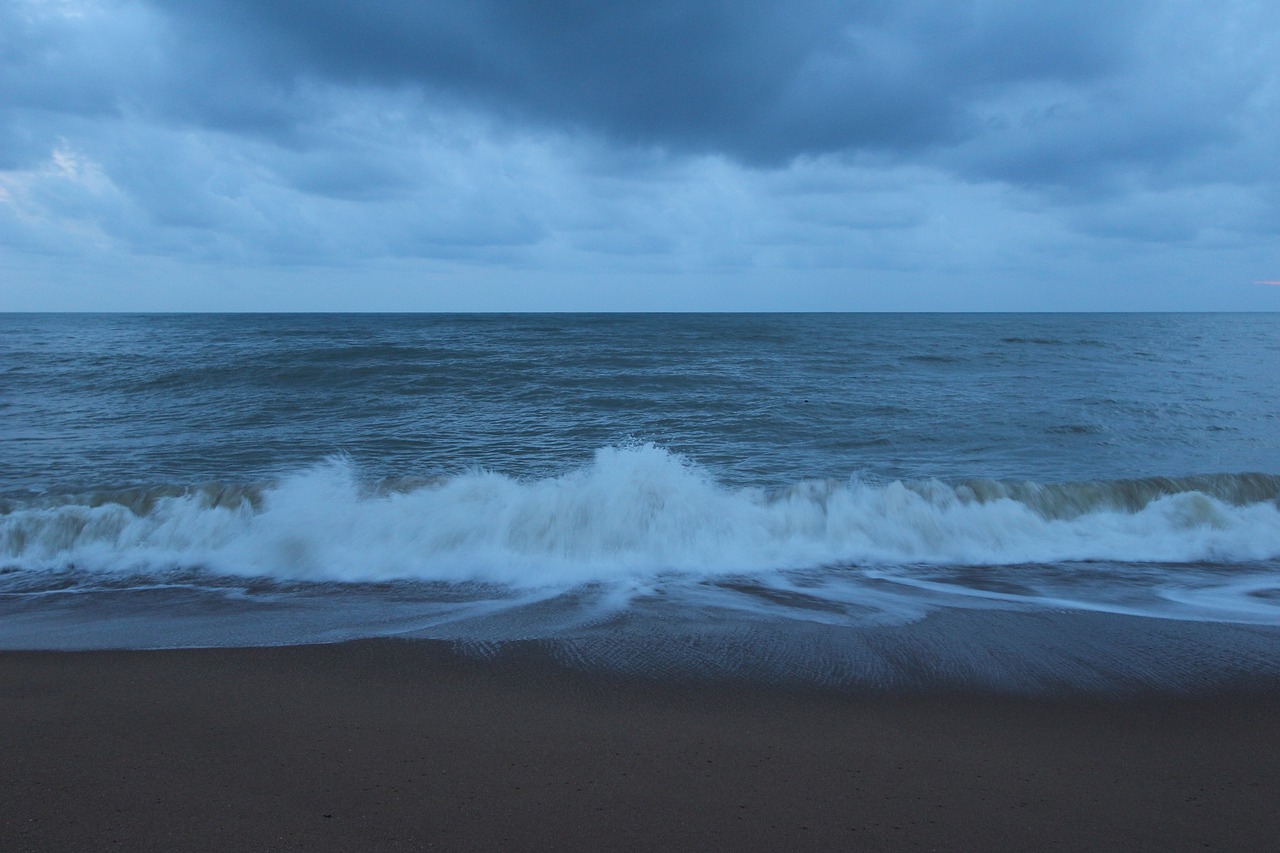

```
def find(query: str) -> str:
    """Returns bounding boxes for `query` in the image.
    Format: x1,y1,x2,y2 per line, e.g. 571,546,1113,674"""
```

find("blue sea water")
2,313,1279,690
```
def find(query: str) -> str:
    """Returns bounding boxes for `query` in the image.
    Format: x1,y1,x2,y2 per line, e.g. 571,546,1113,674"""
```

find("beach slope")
3,640,1278,852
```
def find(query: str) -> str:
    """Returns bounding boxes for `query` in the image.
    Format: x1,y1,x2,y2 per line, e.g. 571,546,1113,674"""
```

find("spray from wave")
4,444,1279,587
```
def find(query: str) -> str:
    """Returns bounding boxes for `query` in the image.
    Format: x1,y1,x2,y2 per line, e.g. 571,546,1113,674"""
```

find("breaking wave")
4,444,1279,586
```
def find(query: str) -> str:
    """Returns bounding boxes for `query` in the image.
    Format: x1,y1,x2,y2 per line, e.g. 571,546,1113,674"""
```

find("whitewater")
5,444,1279,626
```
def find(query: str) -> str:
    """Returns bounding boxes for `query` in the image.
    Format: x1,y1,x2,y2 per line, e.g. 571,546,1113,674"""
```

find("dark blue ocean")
3,313,1279,690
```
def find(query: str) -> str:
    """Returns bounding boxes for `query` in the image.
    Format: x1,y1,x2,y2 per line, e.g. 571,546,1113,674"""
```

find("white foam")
3,444,1280,586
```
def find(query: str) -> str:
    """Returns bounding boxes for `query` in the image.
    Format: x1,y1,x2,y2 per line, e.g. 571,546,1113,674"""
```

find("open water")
3,313,1278,690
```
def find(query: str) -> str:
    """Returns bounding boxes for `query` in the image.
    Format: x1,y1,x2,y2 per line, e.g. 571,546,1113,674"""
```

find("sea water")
2,313,1278,689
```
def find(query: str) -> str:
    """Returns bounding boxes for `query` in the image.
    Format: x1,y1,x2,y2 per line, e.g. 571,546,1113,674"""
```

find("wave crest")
3,445,1279,585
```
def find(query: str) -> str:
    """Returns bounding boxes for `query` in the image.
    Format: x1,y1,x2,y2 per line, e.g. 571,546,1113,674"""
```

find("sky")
1,0,1278,311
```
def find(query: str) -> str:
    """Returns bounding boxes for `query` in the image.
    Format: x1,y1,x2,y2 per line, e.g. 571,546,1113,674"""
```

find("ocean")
3,312,1279,692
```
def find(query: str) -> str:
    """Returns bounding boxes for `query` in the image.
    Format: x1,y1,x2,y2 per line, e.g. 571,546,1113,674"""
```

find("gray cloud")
9,1,1275,187
1,0,1278,310
156,0,1146,165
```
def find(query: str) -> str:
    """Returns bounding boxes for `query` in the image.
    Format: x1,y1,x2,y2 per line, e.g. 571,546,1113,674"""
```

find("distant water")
3,313,1279,691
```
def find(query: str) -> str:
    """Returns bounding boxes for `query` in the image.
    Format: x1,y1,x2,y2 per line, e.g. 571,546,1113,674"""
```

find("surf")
4,444,1279,585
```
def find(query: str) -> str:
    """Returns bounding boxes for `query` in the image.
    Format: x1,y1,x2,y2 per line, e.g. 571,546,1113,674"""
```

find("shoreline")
4,639,1279,851
8,604,1280,697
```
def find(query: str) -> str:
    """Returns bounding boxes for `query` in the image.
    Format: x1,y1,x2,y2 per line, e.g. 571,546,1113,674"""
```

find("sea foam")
3,444,1279,587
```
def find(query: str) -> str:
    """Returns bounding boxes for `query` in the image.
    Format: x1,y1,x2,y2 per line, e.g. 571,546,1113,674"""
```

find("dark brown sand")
3,640,1278,852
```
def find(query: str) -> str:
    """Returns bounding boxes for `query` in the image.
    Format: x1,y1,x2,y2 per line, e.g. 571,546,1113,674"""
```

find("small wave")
1000,336,1069,345
1045,424,1103,435
3,446,1279,588
0,483,262,517
902,354,961,364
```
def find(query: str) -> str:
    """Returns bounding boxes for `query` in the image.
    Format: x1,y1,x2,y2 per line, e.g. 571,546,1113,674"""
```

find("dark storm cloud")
8,0,1271,194
158,0,1143,166
3,0,1277,309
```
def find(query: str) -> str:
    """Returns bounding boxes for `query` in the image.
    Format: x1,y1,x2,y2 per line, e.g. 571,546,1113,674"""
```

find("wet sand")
3,639,1278,852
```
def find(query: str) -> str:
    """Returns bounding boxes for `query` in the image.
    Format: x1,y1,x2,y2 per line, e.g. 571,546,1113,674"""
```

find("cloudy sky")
2,0,1278,310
